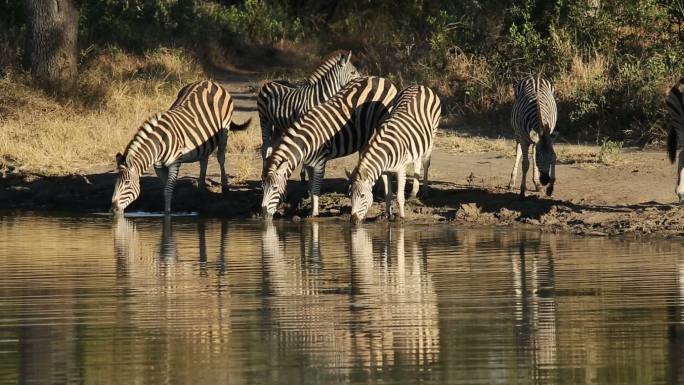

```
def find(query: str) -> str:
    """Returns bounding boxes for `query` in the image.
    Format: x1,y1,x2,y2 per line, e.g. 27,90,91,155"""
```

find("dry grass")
0,48,208,175
555,53,608,99
434,131,514,155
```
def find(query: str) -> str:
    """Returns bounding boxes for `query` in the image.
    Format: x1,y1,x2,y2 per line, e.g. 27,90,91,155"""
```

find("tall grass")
0,48,205,174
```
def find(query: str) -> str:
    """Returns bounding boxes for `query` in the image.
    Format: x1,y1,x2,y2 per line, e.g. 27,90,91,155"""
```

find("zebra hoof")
546,184,554,196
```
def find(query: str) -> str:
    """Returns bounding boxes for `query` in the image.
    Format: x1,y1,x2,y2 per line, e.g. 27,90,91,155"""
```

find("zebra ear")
115,152,125,167
340,50,351,65
275,161,288,175
529,130,540,144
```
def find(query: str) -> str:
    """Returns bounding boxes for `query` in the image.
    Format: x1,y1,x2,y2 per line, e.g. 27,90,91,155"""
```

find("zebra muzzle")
261,206,273,220
539,173,551,186
351,213,362,225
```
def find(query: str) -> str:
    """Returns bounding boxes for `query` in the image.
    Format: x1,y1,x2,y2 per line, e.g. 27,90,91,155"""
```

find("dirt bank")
2,71,683,238
2,147,683,238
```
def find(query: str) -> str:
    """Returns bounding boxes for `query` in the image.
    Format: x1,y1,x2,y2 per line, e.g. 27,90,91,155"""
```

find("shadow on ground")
1,171,682,237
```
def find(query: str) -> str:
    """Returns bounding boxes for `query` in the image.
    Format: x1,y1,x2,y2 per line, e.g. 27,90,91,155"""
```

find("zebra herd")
110,51,684,223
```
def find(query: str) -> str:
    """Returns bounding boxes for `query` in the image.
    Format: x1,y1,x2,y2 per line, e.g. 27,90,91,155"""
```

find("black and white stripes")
257,51,359,168
349,85,441,223
509,76,558,197
111,80,250,214
260,76,398,218
666,77,684,201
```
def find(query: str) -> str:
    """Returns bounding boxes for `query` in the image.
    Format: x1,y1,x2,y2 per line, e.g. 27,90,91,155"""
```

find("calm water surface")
1,213,684,384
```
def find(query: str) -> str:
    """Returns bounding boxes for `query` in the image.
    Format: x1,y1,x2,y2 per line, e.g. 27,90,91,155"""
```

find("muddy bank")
2,159,683,238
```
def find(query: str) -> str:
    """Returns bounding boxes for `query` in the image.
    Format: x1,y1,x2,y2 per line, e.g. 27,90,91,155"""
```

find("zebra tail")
230,118,252,131
667,124,677,164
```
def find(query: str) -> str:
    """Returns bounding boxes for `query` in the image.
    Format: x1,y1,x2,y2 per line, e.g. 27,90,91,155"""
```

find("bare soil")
2,71,683,238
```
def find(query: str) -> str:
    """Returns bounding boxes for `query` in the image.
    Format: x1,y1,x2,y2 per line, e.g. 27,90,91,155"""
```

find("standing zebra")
509,76,558,197
261,76,398,219
257,51,360,169
349,85,441,223
666,77,684,202
111,80,251,214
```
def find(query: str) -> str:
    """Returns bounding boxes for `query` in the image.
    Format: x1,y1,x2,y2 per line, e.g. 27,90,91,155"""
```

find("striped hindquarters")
666,77,684,163
355,85,441,182
511,76,557,141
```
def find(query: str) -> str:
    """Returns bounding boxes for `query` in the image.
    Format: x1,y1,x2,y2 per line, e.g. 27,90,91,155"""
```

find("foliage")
1,0,683,144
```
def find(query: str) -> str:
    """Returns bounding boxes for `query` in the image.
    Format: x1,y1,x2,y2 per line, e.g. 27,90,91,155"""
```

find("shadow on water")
4,214,684,384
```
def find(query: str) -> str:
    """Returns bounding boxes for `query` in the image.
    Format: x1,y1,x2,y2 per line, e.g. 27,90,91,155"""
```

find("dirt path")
2,71,683,238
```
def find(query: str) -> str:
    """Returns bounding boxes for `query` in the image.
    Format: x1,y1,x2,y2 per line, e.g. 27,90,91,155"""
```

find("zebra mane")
305,50,349,84
533,75,551,135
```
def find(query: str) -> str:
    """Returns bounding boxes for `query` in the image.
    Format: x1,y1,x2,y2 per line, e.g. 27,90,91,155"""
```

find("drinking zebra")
257,51,360,170
111,80,251,214
509,76,558,197
349,85,441,223
261,76,398,219
666,77,684,202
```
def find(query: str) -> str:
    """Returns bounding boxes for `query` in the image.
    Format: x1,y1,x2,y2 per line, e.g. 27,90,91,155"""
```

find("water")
1,213,684,385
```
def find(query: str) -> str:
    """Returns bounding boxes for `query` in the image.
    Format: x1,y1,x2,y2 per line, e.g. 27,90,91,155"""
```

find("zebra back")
120,80,234,172
257,51,359,158
512,76,557,140
264,76,398,180
666,77,684,163
353,85,441,185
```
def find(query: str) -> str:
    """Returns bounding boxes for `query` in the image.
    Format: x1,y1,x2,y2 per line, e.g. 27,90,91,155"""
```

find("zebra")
349,85,441,224
508,76,558,198
257,51,360,171
261,76,398,219
111,80,251,214
666,77,684,202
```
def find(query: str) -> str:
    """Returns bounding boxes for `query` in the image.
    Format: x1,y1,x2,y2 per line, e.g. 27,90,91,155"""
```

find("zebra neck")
124,145,160,175
310,69,341,100
357,161,384,187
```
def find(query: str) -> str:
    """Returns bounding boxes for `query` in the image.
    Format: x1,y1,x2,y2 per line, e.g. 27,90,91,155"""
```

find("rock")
292,215,301,222
457,203,480,220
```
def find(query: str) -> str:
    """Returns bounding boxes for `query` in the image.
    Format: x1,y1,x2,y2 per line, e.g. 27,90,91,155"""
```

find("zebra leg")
164,162,181,213
199,155,209,192
217,127,228,192
509,142,522,190
410,159,421,199
155,165,169,187
677,149,684,202
520,145,530,198
396,169,407,219
531,145,540,192
382,173,393,218
421,150,432,199
309,163,326,217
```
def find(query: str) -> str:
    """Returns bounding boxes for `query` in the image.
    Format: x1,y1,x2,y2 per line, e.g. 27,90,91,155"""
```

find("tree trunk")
24,0,79,91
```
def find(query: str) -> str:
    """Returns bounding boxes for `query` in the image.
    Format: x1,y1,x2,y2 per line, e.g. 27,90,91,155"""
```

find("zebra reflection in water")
350,226,440,370
260,223,439,375
111,216,232,376
511,232,558,380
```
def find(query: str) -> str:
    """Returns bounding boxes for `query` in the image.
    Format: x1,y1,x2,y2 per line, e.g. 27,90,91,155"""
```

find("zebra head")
349,171,374,225
534,130,558,196
111,152,141,215
336,51,360,87
261,161,290,219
